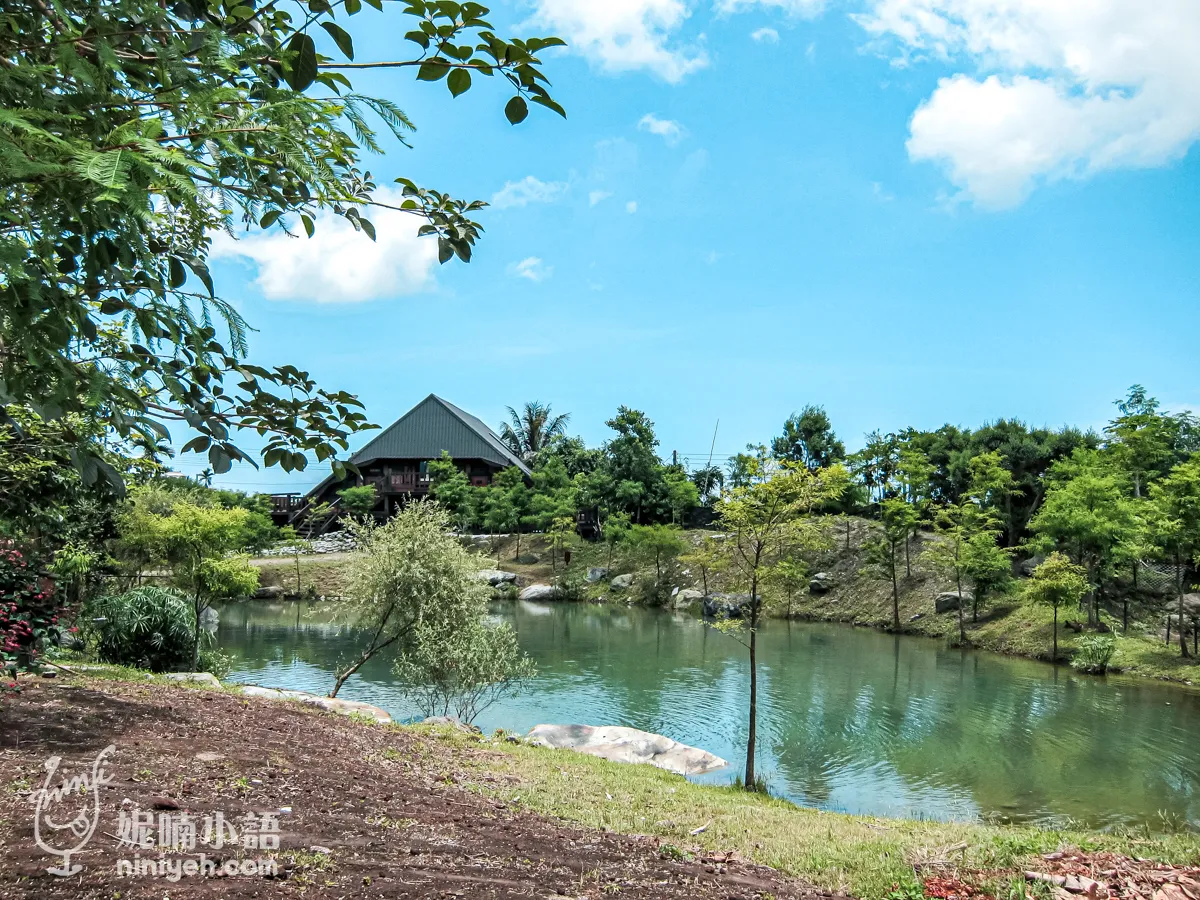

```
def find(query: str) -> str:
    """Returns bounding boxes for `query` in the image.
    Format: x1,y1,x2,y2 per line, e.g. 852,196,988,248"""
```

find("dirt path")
0,680,839,900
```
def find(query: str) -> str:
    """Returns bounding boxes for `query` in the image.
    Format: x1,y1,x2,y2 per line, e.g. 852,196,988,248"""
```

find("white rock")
526,724,726,776
518,584,558,602
238,685,392,723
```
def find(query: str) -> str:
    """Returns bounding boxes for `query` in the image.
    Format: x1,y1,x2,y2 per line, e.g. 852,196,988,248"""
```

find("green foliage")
864,498,916,630
500,402,571,462
333,502,492,697
429,452,476,530
1071,634,1117,675
114,488,258,668
393,615,535,725
1,0,564,484
625,524,686,603
1145,455,1200,657
1027,552,1090,660
337,484,379,519
0,544,60,675
83,586,197,672
772,406,846,472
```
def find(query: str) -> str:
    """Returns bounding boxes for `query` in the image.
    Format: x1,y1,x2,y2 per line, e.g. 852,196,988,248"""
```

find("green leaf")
504,95,529,125
259,209,283,228
301,215,315,238
357,216,376,241
417,60,451,82
168,257,187,289
447,67,471,97
530,94,567,118
320,22,355,60
345,0,361,12
285,32,318,91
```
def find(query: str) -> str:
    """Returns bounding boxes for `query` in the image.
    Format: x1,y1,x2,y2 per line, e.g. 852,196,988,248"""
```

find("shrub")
554,568,587,602
0,543,60,676
83,586,199,672
1071,634,1116,674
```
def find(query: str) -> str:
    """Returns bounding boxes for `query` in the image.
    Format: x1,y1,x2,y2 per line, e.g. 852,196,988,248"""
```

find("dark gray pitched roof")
349,394,531,475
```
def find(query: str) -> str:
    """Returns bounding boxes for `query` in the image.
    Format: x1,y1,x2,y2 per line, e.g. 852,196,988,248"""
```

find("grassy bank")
442,723,1200,900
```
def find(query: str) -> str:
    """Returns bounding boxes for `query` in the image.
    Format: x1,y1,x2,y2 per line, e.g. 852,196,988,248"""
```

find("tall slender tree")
500,402,571,462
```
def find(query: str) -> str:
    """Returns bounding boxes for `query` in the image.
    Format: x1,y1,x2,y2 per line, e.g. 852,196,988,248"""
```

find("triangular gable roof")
350,394,530,474
304,395,530,500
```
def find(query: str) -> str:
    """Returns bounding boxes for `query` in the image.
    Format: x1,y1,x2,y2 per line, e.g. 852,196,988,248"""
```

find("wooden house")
271,394,531,525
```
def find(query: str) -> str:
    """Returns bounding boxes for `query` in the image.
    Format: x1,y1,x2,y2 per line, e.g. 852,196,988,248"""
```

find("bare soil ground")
0,679,838,900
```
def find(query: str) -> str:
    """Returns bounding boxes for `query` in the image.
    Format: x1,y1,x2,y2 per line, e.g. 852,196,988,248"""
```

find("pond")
214,600,1200,830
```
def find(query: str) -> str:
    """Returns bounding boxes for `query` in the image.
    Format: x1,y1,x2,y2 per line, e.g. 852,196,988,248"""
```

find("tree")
601,511,631,569
896,446,935,576
625,524,686,602
276,525,313,597
115,490,258,669
601,407,669,523
927,451,1013,640
428,451,476,531
772,406,846,472
691,465,725,505
712,451,843,790
489,466,531,561
680,534,727,596
1028,450,1137,626
392,608,535,725
331,502,490,698
764,558,808,618
337,484,378,521
864,498,914,631
500,402,571,462
1,0,564,485
664,467,700,525
1105,386,1183,498
1027,552,1090,662
1146,457,1200,658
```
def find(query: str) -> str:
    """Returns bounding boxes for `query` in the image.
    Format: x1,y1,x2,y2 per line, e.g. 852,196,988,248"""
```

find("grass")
431,726,1200,900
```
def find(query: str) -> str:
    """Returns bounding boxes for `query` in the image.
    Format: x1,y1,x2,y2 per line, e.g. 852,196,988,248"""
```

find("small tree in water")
710,450,844,792
330,502,492,698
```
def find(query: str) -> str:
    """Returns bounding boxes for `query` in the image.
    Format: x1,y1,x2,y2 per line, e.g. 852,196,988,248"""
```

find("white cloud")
509,257,553,282
626,201,639,213
751,27,780,43
855,0,1200,208
209,189,437,303
490,175,568,209
637,113,687,145
528,0,707,82
718,0,825,15
589,190,614,206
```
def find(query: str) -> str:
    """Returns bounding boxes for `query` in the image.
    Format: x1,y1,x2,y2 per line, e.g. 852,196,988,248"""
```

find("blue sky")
197,0,1200,493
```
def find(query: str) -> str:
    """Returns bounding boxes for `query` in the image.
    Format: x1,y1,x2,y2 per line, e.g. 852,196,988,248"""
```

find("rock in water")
935,591,972,614
526,724,727,776
518,583,559,602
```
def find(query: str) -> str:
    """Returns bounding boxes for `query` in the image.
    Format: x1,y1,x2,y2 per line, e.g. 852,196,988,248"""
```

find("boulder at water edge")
702,593,751,619
935,591,972,614
518,583,559,602
526,724,727,776
673,588,704,609
238,685,392,723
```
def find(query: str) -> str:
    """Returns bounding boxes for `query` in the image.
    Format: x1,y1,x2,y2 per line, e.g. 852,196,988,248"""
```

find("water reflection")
215,600,1200,828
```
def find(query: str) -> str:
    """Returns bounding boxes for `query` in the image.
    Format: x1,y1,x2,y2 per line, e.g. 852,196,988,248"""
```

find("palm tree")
499,402,570,462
